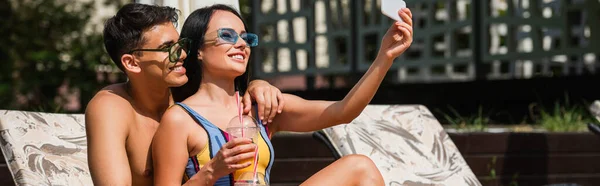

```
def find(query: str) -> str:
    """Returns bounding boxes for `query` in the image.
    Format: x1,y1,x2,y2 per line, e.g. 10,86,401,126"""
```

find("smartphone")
381,0,406,23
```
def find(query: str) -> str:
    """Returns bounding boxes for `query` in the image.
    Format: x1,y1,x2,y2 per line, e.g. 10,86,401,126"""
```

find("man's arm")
85,92,132,185
242,80,285,124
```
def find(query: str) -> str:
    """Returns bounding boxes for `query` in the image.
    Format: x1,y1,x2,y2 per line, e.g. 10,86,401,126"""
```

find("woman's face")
199,10,251,78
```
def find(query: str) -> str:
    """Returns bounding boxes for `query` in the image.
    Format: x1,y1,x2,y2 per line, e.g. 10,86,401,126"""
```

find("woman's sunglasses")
128,38,191,63
205,28,259,47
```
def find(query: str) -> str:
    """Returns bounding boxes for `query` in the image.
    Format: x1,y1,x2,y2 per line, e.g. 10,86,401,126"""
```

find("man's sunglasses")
128,38,191,63
205,28,259,47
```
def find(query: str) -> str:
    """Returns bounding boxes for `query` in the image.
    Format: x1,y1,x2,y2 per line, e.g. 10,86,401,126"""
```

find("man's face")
134,22,188,88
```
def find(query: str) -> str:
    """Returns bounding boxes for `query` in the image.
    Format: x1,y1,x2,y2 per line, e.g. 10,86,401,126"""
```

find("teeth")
173,66,182,72
231,55,244,60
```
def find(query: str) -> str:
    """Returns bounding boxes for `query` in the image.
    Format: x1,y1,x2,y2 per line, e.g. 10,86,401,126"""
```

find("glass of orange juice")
234,172,268,186
226,115,262,178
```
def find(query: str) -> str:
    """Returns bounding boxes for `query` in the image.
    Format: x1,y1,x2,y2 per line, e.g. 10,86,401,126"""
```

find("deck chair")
315,105,482,186
590,100,600,123
588,101,600,135
0,110,92,185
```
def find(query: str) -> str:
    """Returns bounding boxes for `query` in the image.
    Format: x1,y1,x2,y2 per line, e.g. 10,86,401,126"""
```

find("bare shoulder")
91,83,130,102
85,83,133,132
159,104,195,130
87,83,132,111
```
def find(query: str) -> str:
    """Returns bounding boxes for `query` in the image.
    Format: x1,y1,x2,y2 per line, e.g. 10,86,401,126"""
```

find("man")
85,3,283,185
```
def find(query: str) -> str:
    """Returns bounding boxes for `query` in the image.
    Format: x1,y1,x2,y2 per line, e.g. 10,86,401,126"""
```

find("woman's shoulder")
160,103,195,129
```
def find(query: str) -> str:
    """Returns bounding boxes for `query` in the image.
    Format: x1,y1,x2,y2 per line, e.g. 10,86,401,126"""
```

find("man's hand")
243,80,285,124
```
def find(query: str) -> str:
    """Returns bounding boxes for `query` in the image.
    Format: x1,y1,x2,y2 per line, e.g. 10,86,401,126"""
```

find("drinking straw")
251,146,259,181
235,91,244,137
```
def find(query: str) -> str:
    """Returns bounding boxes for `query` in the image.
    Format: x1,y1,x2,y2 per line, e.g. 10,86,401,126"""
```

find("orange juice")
226,126,260,166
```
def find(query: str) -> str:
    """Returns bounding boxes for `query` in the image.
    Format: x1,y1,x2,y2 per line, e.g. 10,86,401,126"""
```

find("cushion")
0,110,92,185
320,105,481,186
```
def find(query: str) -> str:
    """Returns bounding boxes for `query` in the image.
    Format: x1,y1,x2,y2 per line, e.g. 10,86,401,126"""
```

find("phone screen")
381,0,406,23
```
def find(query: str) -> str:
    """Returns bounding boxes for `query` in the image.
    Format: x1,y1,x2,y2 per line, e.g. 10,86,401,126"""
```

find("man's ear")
121,54,141,73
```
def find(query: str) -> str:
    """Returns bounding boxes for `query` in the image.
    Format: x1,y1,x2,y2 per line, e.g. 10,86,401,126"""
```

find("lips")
227,52,246,62
169,64,186,74
230,54,244,60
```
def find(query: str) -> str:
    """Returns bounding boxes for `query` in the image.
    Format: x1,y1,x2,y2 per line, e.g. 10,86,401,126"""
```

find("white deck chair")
588,101,600,135
590,100,600,123
0,110,92,185
316,105,482,186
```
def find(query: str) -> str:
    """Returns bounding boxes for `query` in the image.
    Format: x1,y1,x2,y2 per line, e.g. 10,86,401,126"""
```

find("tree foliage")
0,0,127,112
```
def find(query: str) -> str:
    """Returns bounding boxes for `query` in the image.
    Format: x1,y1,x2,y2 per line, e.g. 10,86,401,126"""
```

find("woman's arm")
152,107,209,186
269,8,413,133
152,107,257,186
269,56,392,132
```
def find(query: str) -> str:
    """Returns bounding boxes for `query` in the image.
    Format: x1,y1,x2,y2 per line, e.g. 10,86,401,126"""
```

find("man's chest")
125,120,159,181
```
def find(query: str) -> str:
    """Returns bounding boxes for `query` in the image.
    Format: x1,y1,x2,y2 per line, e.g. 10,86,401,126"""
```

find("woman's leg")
300,154,384,186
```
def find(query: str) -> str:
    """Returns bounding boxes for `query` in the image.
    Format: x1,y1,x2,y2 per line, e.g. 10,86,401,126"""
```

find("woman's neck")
196,75,238,106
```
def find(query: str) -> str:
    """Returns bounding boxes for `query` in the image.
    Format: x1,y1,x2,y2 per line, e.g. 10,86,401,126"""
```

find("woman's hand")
207,138,256,178
266,9,414,134
378,8,414,62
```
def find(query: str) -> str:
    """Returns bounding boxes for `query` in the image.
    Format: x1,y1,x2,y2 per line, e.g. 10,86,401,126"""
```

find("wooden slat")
544,134,600,153
478,174,600,186
271,133,335,158
462,133,600,154
271,183,301,186
448,133,469,154
0,165,14,186
0,152,4,164
269,158,334,183
466,154,600,177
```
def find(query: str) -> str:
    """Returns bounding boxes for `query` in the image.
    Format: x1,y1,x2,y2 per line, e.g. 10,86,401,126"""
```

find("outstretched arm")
269,8,414,133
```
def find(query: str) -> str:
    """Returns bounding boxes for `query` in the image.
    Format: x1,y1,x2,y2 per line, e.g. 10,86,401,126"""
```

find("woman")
152,4,413,186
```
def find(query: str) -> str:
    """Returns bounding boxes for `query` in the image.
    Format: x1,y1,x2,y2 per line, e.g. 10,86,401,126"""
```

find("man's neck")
127,80,171,120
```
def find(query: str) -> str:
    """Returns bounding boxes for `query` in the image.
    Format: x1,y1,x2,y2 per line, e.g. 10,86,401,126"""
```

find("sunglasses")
205,28,259,47
129,38,191,63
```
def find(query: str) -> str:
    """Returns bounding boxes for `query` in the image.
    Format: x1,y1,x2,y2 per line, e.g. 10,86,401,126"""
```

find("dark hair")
172,4,251,102
103,3,179,72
